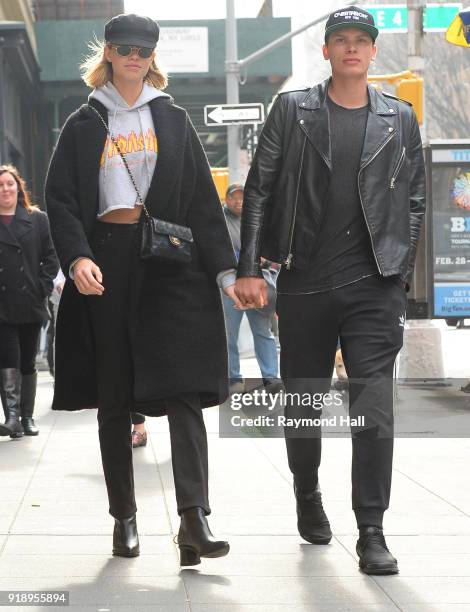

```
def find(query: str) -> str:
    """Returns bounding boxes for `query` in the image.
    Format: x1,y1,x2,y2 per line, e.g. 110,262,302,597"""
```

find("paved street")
1,0,470,609
1,322,470,611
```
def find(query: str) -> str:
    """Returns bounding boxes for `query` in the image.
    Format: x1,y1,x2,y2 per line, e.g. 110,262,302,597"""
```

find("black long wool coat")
0,204,58,325
45,96,237,416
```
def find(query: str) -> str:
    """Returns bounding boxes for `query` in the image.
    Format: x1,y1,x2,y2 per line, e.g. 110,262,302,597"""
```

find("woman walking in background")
0,165,58,439
45,14,240,566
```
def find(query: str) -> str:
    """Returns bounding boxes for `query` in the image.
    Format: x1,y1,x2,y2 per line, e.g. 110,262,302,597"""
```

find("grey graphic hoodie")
86,82,235,288
89,81,170,217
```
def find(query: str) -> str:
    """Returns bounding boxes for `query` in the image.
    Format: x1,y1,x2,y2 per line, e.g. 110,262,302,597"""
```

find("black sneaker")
263,378,284,395
356,526,398,575
229,379,245,394
295,483,332,545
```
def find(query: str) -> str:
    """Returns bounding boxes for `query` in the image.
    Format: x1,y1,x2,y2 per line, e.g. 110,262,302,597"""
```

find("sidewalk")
1,354,470,611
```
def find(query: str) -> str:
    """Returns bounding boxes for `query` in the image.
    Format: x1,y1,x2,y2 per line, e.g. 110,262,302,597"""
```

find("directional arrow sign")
204,103,265,126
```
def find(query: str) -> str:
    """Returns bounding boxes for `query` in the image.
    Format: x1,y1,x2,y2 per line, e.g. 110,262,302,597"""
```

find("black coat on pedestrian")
45,96,237,416
0,204,58,324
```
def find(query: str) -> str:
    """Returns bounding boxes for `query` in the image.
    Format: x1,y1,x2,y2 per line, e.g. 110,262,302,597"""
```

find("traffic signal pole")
398,0,447,385
407,0,426,141
225,0,241,182
407,0,425,70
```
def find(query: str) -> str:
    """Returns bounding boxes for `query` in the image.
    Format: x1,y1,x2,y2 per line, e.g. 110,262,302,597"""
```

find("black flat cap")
105,13,160,48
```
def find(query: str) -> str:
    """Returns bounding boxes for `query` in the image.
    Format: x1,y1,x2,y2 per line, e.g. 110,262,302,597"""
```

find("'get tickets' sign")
434,283,470,317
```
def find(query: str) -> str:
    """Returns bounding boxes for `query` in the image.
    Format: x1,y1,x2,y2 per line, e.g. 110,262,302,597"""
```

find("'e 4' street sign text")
364,4,462,34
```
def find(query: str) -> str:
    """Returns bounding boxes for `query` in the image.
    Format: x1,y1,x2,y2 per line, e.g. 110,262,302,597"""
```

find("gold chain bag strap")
88,104,193,263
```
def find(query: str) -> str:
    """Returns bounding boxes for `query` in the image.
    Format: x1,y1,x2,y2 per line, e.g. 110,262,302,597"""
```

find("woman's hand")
73,258,104,296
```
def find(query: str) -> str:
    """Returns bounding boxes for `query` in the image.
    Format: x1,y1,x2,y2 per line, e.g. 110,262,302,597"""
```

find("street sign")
425,3,462,33
204,103,265,126
364,5,407,33
446,6,470,46
159,27,209,73
363,4,461,34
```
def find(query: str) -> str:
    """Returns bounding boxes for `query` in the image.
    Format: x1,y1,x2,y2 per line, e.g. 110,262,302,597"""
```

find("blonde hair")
80,37,168,90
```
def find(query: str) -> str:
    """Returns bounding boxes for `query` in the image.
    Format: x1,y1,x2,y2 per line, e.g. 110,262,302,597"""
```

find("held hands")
233,277,268,309
73,261,268,304
223,284,249,310
223,282,265,310
73,258,104,296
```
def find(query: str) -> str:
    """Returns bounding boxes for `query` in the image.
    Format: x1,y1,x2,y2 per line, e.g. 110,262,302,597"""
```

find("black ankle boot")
356,526,398,575
0,369,24,439
295,483,332,545
21,372,39,436
112,515,140,557
178,507,230,566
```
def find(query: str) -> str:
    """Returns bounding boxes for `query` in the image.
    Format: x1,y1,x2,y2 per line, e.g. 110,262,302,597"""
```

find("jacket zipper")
285,135,307,269
357,130,396,275
390,146,406,189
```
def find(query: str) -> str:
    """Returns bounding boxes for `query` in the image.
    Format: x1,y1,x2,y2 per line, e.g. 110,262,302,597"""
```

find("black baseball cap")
226,183,245,197
325,6,379,42
105,13,160,48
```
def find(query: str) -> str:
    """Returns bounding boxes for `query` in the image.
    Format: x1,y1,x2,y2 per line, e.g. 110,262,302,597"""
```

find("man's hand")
73,258,104,296
223,284,250,310
234,277,268,309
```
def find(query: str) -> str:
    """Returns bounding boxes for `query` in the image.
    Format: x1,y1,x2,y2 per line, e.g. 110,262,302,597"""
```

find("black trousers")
0,322,42,373
88,222,210,520
277,274,406,529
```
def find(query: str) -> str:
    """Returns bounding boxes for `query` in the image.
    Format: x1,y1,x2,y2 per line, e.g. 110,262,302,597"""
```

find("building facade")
0,1,42,197
1,1,291,201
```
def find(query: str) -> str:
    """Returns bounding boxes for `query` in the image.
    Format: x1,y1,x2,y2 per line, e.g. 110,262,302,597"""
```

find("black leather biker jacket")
237,78,426,285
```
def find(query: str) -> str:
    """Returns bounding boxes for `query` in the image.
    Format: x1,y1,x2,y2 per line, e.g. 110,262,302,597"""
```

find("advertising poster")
432,148,470,316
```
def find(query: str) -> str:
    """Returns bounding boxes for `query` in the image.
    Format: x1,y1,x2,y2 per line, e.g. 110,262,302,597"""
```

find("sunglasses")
110,44,154,59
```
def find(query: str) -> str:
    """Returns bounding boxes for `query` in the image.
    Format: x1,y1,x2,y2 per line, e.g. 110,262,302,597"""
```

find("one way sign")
204,103,265,126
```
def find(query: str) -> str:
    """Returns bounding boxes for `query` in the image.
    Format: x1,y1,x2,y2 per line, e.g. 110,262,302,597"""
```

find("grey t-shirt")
277,94,378,295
